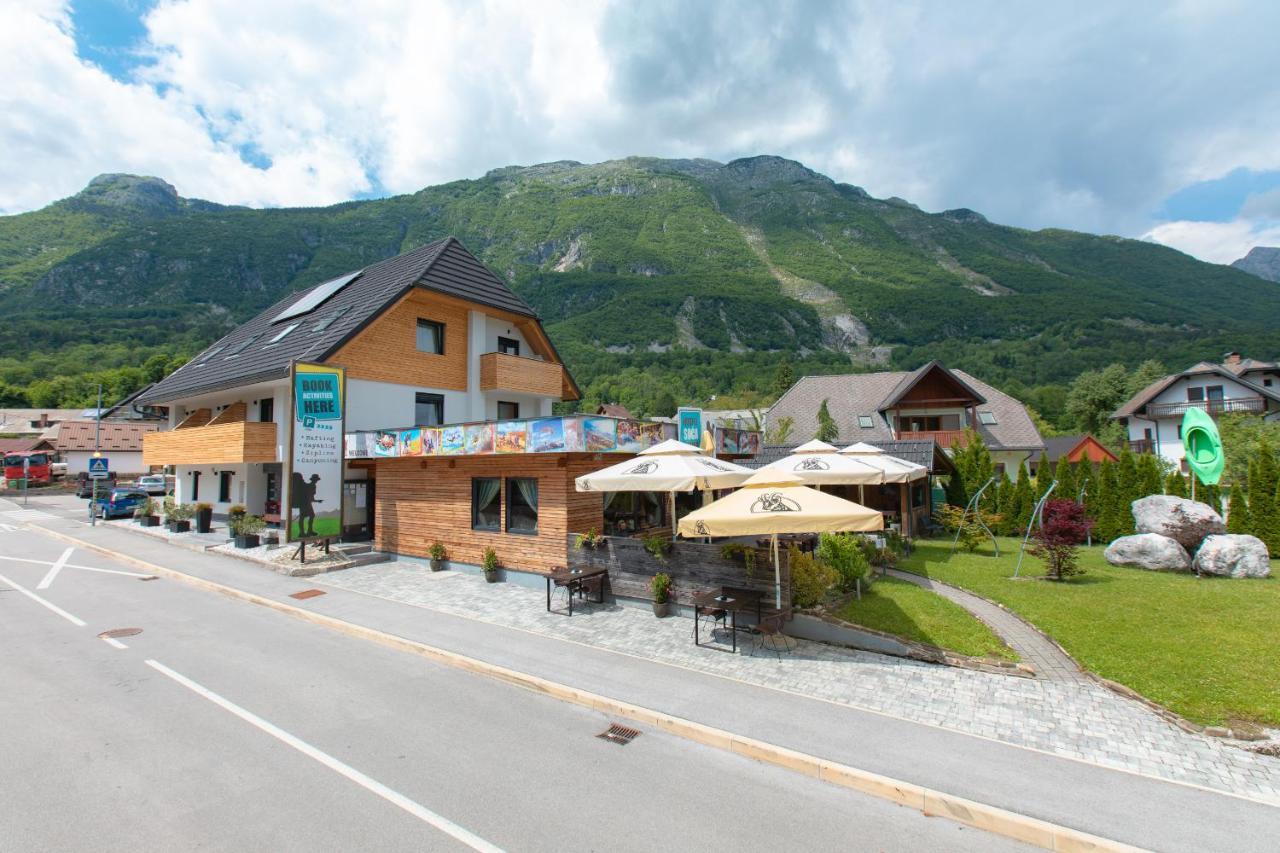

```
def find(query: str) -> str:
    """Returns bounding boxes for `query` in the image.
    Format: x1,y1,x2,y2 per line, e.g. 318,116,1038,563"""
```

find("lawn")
833,575,1017,661
900,537,1280,728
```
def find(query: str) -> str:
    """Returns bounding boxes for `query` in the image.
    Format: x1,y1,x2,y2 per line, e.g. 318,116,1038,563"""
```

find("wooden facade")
373,453,609,574
479,352,565,397
329,288,471,391
143,400,276,465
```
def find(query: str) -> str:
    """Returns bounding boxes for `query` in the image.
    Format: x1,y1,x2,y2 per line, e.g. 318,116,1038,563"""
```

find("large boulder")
1192,535,1272,578
1131,495,1225,550
1104,533,1192,572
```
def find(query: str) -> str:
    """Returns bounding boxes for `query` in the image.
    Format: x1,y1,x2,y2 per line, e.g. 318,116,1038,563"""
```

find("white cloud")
1143,219,1280,265
3,0,1280,264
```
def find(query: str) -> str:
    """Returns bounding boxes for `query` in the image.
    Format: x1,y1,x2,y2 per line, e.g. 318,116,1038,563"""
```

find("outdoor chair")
692,601,728,641
752,607,794,659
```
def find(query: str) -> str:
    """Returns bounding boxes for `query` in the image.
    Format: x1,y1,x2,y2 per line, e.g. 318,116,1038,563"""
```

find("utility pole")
89,384,102,527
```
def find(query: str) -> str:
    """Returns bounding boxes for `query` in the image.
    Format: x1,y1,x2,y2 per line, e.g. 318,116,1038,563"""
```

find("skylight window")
312,313,339,332
267,324,299,344
271,271,362,323
224,334,261,356
198,346,225,364
858,416,874,428
978,411,997,425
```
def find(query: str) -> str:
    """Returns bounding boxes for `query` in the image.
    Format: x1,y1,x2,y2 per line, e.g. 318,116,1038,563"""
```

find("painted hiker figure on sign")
291,471,324,537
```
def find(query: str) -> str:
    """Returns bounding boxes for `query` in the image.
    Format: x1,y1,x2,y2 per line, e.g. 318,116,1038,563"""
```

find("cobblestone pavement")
316,562,1280,806
885,568,1089,683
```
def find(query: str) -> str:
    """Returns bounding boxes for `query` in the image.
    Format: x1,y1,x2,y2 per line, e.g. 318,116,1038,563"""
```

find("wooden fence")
566,534,790,606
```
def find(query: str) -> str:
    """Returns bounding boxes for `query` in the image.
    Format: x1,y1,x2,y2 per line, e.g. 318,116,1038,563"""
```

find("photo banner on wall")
289,361,345,542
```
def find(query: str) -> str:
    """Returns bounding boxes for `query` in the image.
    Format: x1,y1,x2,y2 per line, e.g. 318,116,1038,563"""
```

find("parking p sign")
88,457,110,479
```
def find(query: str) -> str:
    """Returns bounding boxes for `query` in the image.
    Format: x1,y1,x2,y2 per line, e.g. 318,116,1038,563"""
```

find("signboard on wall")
288,361,345,542
677,408,703,446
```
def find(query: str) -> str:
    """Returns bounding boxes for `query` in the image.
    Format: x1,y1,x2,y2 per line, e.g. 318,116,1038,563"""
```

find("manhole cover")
139,576,159,582
99,628,142,639
289,589,326,600
596,723,641,745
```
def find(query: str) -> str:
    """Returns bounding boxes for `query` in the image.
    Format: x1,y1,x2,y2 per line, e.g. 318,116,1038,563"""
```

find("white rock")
1131,495,1225,550
1192,534,1272,578
1104,533,1192,572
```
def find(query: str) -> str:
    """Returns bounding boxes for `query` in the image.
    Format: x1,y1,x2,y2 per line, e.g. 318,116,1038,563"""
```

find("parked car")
94,487,150,519
76,473,116,498
136,474,171,496
50,461,68,479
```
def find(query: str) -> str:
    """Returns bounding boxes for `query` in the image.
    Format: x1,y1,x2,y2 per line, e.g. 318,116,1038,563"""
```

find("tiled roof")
0,408,86,434
1113,361,1280,418
55,420,159,451
768,365,1043,451
139,238,541,405
743,440,954,474
0,438,41,454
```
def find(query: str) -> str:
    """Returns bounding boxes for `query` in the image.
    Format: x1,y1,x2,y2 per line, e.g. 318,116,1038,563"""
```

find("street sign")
677,408,702,446
88,457,110,479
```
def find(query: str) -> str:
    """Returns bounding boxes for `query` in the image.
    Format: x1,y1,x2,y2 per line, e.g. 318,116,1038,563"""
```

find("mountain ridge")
1,155,1278,416
1232,246,1280,283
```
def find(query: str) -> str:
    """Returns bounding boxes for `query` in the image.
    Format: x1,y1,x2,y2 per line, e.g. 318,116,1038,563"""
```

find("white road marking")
37,547,74,589
101,636,128,650
0,522,17,532
0,572,86,626
1,509,55,521
0,553,149,577
145,659,503,853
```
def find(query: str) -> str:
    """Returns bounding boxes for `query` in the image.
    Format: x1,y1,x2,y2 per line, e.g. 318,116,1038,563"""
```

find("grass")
833,575,1017,661
289,516,342,539
901,537,1280,727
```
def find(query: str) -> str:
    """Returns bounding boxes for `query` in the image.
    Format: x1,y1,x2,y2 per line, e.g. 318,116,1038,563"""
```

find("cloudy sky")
3,0,1279,263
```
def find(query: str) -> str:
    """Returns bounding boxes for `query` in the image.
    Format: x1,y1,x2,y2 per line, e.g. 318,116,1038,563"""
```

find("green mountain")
2,157,1278,419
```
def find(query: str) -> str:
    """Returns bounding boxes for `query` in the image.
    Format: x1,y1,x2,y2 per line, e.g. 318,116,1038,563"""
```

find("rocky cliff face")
1232,247,1280,283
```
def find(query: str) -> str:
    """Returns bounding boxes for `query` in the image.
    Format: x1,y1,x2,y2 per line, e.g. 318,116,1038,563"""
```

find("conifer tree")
1164,470,1188,498
1010,469,1034,534
993,471,1014,535
1053,455,1076,506
1093,458,1124,542
1135,452,1162,498
816,398,839,442
1115,448,1140,520
944,472,968,509
1226,489,1250,534
1033,451,1053,501
1248,437,1279,556
1075,461,1094,506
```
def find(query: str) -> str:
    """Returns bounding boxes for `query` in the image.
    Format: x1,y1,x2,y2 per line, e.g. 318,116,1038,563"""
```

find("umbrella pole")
670,492,678,542
772,533,781,609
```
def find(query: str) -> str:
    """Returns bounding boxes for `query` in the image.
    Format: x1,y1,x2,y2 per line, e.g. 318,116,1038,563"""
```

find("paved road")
0,524,1021,851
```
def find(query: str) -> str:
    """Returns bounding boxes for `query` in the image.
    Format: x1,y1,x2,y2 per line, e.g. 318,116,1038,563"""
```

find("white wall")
482,392,553,420
345,377,472,430
1148,374,1257,407
66,450,146,476
482,316,534,358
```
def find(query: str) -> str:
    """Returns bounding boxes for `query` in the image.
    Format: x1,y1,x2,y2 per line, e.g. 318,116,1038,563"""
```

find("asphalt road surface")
0,523,1026,852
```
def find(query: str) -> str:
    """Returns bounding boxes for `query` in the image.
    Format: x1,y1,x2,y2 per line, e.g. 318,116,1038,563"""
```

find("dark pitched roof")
1113,361,1280,418
139,238,540,405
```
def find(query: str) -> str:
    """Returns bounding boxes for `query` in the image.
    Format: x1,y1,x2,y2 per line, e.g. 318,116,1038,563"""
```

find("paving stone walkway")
315,561,1280,806
884,568,1089,683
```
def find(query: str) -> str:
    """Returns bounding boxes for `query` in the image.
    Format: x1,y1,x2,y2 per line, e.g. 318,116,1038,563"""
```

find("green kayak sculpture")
1182,407,1224,485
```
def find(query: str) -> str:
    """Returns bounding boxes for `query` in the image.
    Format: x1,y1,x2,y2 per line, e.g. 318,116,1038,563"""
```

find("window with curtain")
471,478,501,531
416,319,445,354
506,477,538,534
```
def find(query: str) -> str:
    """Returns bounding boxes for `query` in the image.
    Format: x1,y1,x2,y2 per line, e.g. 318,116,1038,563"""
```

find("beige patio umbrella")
575,439,753,538
756,438,884,485
677,469,883,608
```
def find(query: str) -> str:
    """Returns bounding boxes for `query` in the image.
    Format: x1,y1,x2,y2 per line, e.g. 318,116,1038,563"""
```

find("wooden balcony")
1145,396,1266,419
479,352,566,398
142,403,277,466
896,428,968,448
1129,439,1155,454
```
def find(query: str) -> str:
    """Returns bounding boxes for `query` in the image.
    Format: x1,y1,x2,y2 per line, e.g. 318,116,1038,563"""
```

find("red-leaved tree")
1030,499,1093,581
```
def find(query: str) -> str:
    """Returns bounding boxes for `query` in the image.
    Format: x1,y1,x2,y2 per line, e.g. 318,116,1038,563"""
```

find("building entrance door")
342,479,374,541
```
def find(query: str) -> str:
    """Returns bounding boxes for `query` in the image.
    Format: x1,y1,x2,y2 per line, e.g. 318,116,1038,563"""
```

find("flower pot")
430,558,445,572
139,515,160,527
195,508,213,533
651,600,672,618
166,520,190,533
234,533,260,549
484,569,500,583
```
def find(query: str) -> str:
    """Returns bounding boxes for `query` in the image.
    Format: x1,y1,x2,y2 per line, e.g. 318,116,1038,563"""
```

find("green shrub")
643,534,671,562
789,544,837,609
650,572,672,604
482,547,499,573
719,542,757,577
816,533,871,594
133,496,156,518
429,541,447,560
230,514,265,536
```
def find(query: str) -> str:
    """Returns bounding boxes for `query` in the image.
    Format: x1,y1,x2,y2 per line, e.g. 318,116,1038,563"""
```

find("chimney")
39,412,49,427
1223,351,1242,366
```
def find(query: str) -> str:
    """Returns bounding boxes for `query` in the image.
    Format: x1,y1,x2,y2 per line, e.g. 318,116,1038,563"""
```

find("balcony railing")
479,351,566,397
1128,439,1154,454
896,428,968,448
143,402,277,466
1145,397,1266,419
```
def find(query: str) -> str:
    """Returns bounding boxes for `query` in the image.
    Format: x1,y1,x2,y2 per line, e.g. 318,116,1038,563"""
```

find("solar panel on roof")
272,271,363,323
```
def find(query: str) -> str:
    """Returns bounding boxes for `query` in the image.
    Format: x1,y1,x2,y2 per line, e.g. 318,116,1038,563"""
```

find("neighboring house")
0,409,85,436
1113,352,1280,470
0,438,41,455
595,403,632,418
768,361,1046,477
138,237,600,570
1031,434,1117,476
54,420,158,475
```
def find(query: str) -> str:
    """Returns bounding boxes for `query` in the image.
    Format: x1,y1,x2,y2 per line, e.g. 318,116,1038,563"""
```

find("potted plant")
643,533,672,562
194,502,214,534
650,572,673,617
574,528,605,550
231,514,265,549
429,541,448,572
482,547,500,583
134,496,160,527
163,498,192,533
228,504,247,525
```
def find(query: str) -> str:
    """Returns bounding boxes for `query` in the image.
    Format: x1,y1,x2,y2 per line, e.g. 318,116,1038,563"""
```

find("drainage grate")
289,589,326,600
99,628,142,639
596,724,641,745
139,576,159,582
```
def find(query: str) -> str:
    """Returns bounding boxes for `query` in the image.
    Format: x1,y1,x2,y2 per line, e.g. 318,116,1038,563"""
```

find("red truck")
4,452,52,486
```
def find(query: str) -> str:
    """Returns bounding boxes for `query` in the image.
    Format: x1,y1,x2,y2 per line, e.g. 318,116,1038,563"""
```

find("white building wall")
345,377,472,430
65,450,146,476
482,317,533,357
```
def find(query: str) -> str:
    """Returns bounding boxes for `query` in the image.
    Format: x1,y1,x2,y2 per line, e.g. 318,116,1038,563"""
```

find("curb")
33,522,1146,853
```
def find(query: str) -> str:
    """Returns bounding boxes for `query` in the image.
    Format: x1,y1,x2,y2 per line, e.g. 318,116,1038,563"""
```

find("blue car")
94,488,150,519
